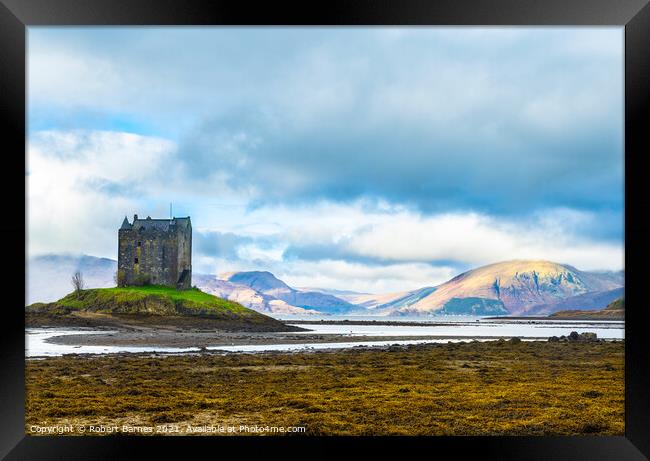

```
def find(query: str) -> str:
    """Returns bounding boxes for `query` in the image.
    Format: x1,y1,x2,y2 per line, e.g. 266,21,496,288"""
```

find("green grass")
26,285,297,331
28,285,256,318
100,285,249,313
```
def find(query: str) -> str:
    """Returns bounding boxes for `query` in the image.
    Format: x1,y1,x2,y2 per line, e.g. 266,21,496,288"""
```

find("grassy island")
26,285,297,332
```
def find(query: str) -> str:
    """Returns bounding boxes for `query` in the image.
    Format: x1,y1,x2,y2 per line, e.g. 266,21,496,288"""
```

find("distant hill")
193,274,316,315
27,254,117,304
218,271,356,314
25,285,296,331
550,297,624,320
525,287,624,315
343,290,416,310
296,287,370,301
360,260,623,316
604,297,625,311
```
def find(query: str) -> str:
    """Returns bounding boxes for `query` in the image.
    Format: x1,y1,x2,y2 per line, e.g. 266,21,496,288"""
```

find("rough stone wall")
118,227,180,287
175,221,192,289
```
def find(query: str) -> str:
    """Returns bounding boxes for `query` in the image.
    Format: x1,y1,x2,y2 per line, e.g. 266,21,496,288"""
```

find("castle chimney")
134,214,138,221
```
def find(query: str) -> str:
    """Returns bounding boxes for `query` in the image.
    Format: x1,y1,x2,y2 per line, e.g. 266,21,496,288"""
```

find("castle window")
134,257,139,264
137,241,141,247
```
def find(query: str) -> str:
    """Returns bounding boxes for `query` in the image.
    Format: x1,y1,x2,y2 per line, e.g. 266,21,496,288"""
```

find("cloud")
274,259,459,294
27,130,175,257
343,210,623,271
26,28,624,292
264,202,623,271
193,229,286,262
193,231,253,260
27,130,623,292
29,28,624,216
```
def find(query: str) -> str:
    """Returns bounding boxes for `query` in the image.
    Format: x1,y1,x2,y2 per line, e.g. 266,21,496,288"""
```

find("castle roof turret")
120,216,132,229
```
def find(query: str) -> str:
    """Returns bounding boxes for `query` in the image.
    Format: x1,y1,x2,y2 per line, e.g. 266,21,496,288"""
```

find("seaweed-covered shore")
26,340,624,436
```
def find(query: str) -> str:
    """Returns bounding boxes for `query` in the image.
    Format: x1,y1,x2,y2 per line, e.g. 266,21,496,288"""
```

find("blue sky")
27,27,624,293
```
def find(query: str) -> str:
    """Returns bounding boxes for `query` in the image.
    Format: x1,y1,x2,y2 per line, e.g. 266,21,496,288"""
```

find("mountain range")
218,271,356,314
354,260,624,316
27,255,623,317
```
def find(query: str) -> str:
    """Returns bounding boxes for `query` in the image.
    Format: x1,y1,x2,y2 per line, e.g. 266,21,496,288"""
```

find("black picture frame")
2,0,648,458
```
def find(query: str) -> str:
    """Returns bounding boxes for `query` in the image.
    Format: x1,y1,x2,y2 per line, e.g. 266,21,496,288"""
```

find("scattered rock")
552,331,598,342
566,331,599,342
508,337,522,344
579,332,598,342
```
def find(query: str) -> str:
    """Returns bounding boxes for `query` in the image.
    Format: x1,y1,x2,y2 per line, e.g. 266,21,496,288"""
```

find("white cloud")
28,47,126,112
28,28,622,138
344,207,622,271
26,129,623,294
27,130,175,257
276,260,458,294
230,201,622,272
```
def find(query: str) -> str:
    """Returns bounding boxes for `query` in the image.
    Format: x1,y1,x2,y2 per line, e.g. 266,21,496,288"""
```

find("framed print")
1,0,649,459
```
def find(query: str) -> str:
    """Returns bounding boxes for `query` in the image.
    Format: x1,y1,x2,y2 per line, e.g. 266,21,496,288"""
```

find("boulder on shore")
578,332,598,342
552,331,598,342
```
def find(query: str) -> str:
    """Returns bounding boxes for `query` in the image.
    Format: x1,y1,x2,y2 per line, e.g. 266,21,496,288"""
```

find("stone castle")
118,214,192,289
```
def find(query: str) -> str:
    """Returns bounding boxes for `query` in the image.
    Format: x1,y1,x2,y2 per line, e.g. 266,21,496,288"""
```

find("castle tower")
117,215,192,289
